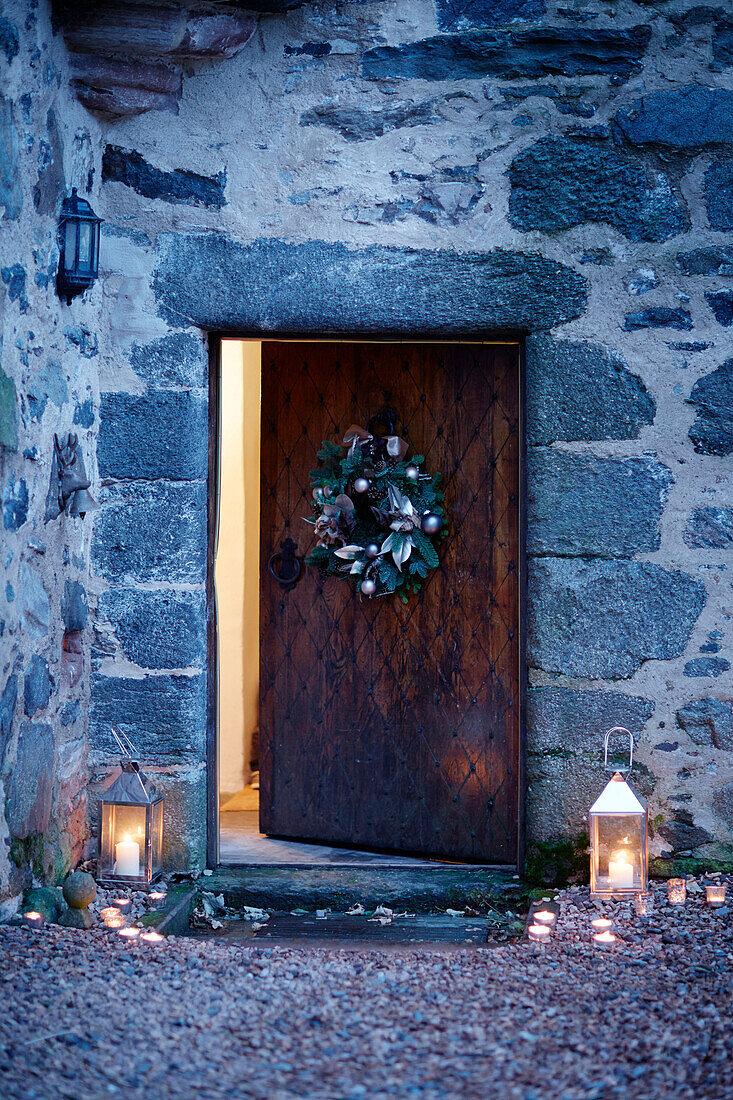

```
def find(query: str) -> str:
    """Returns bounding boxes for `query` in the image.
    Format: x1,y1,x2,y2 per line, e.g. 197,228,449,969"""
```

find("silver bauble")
405,465,419,481
354,477,370,493
360,578,377,596
421,511,443,535
365,542,380,560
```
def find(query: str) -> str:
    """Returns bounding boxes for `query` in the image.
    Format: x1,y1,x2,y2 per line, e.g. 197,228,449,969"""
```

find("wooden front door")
259,342,521,863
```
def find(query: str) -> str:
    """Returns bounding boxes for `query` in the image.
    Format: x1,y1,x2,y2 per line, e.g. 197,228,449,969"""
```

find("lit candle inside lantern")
114,835,140,877
118,926,140,940
23,911,43,929
592,930,617,950
528,923,551,944
667,878,686,904
533,909,556,928
608,850,634,889
591,917,613,933
705,883,726,907
140,930,164,945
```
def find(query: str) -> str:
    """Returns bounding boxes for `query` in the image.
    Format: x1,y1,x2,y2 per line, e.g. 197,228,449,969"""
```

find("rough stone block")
1,263,27,312
98,391,208,481
684,507,733,548
528,686,654,754
676,246,733,276
0,96,21,221
102,145,227,208
18,564,50,637
300,99,444,142
509,135,687,242
687,359,733,456
705,159,733,231
683,656,730,678
7,722,54,839
706,290,733,327
676,698,733,751
658,819,712,852
89,672,206,763
525,335,655,444
92,480,207,584
614,86,733,149
527,451,672,557
61,580,88,631
33,109,65,217
438,0,545,30
0,16,19,63
0,365,18,451
623,307,693,331
0,672,17,752
362,27,650,82
2,474,28,530
27,358,69,420
128,332,207,389
98,588,206,670
528,559,706,678
24,655,52,717
153,234,588,334
73,399,95,428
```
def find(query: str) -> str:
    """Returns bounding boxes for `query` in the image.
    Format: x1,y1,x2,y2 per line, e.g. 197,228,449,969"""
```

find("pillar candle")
114,835,140,877
608,852,634,889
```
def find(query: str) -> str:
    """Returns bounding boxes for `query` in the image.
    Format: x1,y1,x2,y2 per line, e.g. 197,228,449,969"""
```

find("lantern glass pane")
99,803,148,881
78,221,92,270
63,221,76,271
151,800,164,877
591,813,647,896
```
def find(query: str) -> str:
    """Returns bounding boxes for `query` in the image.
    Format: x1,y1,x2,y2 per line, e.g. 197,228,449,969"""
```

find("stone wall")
0,1,104,913
3,0,733,901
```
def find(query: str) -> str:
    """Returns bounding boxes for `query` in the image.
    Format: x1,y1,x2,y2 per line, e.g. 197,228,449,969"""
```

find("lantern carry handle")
603,726,634,774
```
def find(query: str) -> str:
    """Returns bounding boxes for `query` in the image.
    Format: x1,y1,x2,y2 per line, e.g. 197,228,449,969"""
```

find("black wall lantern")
57,188,101,304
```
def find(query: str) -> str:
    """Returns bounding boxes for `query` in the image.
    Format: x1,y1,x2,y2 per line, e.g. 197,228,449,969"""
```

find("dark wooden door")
259,342,520,862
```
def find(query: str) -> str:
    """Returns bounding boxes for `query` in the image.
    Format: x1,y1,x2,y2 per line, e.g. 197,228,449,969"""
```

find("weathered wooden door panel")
260,342,520,862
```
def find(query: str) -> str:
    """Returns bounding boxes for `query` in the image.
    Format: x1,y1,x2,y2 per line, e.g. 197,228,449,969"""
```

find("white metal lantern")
589,727,648,899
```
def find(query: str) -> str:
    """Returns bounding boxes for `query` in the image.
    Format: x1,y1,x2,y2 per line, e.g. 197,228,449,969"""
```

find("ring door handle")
268,537,303,591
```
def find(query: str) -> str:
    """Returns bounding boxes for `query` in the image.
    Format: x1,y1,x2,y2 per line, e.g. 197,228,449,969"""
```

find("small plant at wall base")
304,411,446,602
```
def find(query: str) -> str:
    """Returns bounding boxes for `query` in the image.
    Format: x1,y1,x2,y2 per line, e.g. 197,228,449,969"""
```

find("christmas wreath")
304,408,446,601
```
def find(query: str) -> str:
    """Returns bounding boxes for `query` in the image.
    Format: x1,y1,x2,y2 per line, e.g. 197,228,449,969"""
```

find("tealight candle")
111,898,131,912
118,926,140,940
532,909,556,928
528,923,551,944
140,930,164,945
105,916,125,930
100,906,120,922
667,878,686,905
592,930,617,950
591,917,613,933
634,892,654,916
705,883,726,907
149,891,167,901
23,911,44,929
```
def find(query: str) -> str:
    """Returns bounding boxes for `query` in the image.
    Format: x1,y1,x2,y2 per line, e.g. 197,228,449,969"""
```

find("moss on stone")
524,833,590,887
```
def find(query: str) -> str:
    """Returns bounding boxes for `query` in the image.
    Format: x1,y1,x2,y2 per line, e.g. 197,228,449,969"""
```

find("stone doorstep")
141,884,198,936
193,912,494,949
201,864,524,914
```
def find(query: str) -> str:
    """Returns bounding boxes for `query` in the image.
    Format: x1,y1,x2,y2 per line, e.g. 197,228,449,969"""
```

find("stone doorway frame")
206,333,528,870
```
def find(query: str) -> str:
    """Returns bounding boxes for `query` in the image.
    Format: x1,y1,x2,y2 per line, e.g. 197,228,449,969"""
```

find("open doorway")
214,339,523,867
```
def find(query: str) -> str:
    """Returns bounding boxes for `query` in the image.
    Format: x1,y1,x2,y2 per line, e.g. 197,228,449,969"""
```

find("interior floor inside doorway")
219,810,463,867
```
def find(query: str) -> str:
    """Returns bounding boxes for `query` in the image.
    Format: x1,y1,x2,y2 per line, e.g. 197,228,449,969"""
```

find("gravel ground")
0,878,731,1100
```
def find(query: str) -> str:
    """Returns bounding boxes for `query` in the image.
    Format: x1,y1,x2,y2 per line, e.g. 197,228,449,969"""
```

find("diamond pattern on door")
260,343,520,862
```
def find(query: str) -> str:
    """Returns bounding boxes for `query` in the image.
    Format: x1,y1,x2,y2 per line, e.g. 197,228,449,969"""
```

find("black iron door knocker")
268,537,303,591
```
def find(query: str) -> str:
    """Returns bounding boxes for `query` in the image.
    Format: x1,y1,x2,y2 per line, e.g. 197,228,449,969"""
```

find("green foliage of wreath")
304,432,447,602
